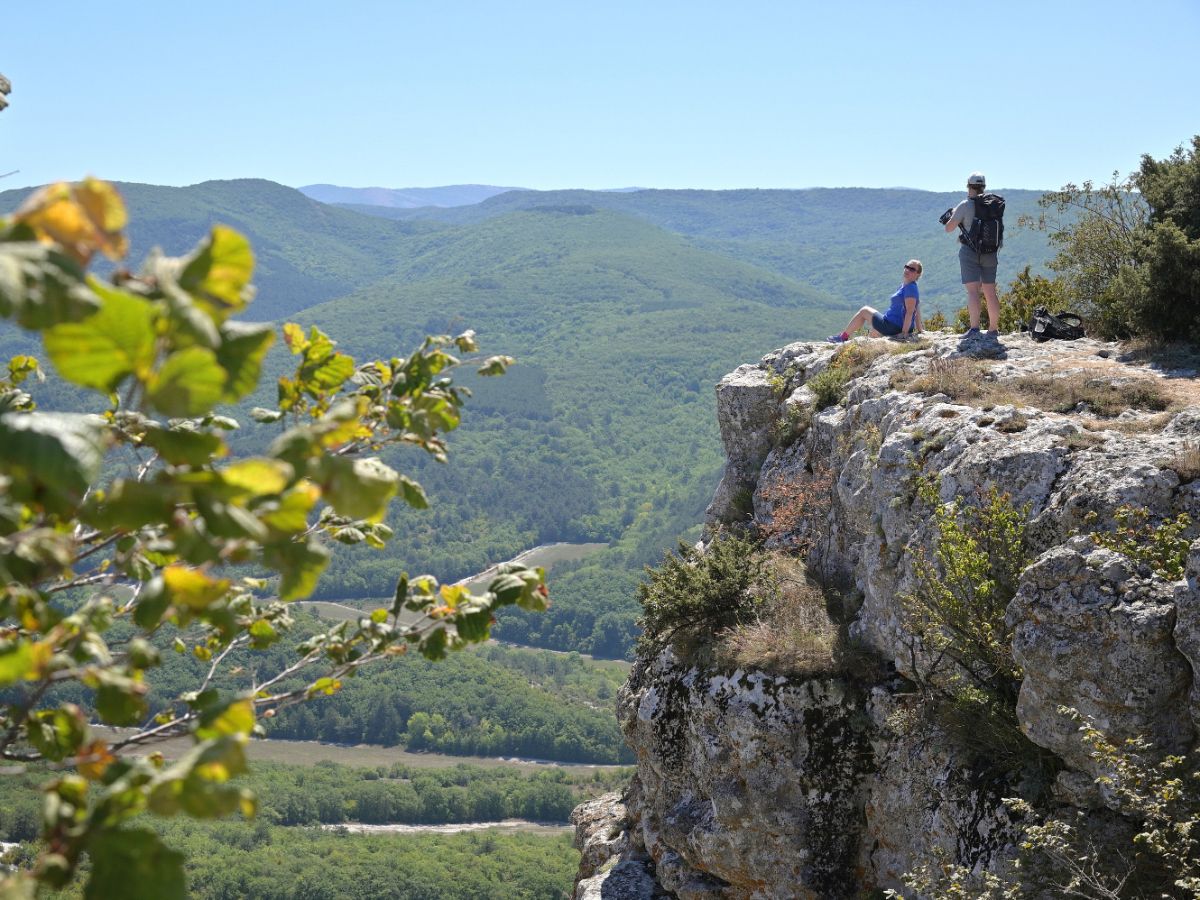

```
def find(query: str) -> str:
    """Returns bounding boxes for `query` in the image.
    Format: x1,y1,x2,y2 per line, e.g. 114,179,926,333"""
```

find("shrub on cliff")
635,531,768,658
898,477,1058,784
1023,134,1200,343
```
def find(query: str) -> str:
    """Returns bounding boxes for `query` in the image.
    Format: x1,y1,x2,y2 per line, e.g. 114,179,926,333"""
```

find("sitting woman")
827,259,922,342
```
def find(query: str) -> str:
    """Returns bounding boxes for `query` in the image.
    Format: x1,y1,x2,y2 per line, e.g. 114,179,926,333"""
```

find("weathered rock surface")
574,333,1200,898
617,650,880,898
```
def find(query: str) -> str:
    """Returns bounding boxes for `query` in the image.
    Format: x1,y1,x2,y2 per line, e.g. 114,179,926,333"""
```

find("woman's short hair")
907,259,923,276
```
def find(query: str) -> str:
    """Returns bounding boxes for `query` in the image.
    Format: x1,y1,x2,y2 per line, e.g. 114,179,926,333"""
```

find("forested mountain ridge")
285,205,850,655
340,185,1054,306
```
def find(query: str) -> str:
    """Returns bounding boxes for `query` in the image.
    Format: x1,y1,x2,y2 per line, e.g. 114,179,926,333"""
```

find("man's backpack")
1028,307,1084,342
960,193,1005,254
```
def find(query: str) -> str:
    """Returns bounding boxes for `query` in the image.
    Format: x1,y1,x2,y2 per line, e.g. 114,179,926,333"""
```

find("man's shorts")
959,245,998,285
870,312,903,336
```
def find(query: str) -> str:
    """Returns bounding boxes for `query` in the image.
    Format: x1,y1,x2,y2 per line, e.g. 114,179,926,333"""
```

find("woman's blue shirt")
883,281,919,327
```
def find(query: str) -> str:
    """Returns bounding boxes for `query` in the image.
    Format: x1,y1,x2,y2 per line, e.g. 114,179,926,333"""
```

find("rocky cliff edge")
573,333,1200,899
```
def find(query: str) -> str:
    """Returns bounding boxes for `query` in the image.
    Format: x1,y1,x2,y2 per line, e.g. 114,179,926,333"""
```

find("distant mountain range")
297,184,650,209
298,184,527,209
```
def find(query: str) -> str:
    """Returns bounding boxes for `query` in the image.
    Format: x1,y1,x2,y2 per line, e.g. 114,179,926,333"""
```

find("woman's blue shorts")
871,312,902,336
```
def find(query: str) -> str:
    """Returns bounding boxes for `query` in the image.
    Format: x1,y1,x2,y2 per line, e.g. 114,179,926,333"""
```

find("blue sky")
2,0,1197,193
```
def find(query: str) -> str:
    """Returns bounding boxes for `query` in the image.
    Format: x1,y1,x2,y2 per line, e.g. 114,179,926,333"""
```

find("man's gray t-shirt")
947,197,974,229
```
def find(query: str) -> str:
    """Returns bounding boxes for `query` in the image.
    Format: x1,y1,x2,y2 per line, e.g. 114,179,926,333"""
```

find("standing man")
941,172,1003,338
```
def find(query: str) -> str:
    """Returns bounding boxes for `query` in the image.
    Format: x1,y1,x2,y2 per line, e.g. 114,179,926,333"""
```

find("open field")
99,729,631,772
322,821,574,837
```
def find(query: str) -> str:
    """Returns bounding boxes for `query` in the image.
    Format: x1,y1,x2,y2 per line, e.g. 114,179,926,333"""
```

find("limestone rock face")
1009,538,1194,776
616,650,879,899
1174,540,1200,732
575,333,1200,898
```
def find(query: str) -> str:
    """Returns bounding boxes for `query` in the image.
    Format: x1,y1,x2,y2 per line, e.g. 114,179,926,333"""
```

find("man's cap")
967,172,987,186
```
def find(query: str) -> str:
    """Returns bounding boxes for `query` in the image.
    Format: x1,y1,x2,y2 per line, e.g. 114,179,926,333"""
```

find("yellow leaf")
282,323,308,354
205,700,255,739
14,178,128,264
439,584,466,608
76,739,116,781
163,565,230,611
220,458,292,497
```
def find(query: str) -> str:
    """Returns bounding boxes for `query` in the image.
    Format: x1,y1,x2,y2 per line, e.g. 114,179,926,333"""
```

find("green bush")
953,265,1073,333
1085,506,1193,580
636,531,769,658
899,478,1056,782
808,343,885,411
1023,134,1200,343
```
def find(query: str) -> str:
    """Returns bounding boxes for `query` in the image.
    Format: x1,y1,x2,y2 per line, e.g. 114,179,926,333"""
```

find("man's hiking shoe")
826,333,848,344
963,328,981,338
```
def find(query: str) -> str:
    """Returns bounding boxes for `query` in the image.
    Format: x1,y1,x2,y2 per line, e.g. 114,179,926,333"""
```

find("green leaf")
476,355,513,376
0,241,99,330
26,705,88,761
83,479,181,531
0,641,41,687
453,600,493,643
195,698,255,741
263,537,330,600
0,411,105,514
134,579,170,631
162,566,230,611
332,526,365,545
141,425,225,467
419,626,448,661
178,225,255,320
95,680,148,726
216,321,274,402
158,269,220,349
147,737,249,819
319,456,399,522
219,458,291,497
488,572,530,605
259,483,318,534
42,280,155,391
398,475,429,510
147,346,225,417
85,828,186,900
300,350,355,391
248,619,277,648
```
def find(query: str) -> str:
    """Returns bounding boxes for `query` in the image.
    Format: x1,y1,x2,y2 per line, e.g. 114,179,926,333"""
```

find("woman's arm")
902,297,917,335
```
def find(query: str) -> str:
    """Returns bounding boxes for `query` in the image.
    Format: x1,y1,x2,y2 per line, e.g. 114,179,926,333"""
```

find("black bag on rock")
1028,307,1084,342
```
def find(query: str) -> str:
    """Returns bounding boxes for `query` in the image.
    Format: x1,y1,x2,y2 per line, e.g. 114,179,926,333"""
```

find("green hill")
0,179,441,321
342,186,1055,314
283,206,848,655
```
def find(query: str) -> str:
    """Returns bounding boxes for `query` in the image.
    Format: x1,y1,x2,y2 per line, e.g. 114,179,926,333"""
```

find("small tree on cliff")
0,179,548,896
1022,134,1200,343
